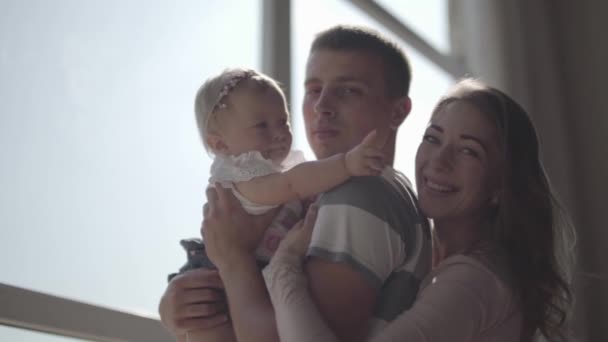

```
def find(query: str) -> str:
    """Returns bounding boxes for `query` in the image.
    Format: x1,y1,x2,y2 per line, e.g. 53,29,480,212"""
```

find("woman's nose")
430,146,454,171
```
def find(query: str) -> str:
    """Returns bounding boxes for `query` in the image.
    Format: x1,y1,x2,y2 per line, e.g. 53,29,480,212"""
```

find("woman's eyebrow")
460,134,487,152
428,124,443,132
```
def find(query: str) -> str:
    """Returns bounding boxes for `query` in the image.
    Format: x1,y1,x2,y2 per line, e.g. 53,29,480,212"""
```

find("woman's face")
415,100,502,223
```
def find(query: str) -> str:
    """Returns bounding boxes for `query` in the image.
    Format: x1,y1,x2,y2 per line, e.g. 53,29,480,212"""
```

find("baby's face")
218,85,292,164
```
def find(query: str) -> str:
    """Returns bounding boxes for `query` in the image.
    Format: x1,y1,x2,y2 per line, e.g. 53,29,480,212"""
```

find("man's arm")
301,176,410,342
305,259,378,342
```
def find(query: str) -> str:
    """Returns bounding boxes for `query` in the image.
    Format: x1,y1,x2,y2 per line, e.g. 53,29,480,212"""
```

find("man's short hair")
310,25,412,99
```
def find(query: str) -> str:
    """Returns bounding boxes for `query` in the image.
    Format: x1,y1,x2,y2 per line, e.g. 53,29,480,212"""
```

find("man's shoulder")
319,174,417,215
320,175,391,202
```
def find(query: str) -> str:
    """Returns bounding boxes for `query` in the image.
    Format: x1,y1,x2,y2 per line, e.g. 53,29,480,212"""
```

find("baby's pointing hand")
344,130,385,176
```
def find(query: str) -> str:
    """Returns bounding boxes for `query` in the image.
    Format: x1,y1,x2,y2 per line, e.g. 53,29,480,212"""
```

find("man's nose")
313,90,337,119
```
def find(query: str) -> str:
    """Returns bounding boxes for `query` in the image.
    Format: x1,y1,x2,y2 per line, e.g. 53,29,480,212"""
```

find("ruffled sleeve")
209,151,281,184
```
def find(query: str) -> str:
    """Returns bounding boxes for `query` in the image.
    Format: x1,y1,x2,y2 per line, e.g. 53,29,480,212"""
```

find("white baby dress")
208,150,305,263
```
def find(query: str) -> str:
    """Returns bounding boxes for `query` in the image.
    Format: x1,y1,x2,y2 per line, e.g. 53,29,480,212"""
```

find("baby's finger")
368,158,385,173
302,204,319,232
213,183,231,209
360,129,378,147
363,147,385,158
203,202,210,218
205,187,219,215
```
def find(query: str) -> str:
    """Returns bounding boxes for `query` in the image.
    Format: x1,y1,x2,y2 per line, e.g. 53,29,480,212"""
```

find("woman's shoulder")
426,247,519,312
434,244,512,286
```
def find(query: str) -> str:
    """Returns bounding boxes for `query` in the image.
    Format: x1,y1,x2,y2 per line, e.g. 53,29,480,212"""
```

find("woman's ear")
206,133,228,154
389,96,412,130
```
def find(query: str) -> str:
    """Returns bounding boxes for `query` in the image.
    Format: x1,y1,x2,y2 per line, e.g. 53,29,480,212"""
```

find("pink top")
263,247,523,342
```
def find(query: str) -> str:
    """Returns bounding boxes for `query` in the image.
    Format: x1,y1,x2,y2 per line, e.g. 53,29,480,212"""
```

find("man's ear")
389,96,412,130
206,133,228,154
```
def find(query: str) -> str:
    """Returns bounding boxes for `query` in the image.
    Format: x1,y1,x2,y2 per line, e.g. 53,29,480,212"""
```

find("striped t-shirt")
307,166,431,338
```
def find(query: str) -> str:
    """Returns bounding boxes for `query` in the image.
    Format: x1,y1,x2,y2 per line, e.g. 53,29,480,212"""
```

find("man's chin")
312,145,346,159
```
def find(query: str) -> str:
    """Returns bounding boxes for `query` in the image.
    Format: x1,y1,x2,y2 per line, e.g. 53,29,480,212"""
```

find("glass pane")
0,325,90,342
375,0,449,53
292,0,453,182
0,0,260,316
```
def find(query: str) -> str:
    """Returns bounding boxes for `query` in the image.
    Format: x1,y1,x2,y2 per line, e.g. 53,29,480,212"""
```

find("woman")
204,79,575,342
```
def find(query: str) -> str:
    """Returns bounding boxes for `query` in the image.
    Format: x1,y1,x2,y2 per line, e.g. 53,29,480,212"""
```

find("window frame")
0,1,461,340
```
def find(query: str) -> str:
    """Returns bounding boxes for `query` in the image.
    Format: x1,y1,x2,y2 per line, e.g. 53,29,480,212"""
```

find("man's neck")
382,133,396,166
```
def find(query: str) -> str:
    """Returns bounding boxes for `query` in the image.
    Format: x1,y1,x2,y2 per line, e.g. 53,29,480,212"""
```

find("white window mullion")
0,283,172,342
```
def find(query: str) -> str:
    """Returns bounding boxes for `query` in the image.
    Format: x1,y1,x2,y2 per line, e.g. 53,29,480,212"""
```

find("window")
2,0,456,340
0,326,88,342
291,0,453,180
0,0,260,318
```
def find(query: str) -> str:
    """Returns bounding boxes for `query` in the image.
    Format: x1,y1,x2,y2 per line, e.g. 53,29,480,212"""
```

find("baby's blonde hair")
194,68,287,153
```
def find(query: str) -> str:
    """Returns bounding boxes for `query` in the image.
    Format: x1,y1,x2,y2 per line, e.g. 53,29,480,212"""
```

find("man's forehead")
305,50,382,83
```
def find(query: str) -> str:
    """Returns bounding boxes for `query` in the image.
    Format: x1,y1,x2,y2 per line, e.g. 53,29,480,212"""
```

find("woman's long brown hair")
434,79,576,341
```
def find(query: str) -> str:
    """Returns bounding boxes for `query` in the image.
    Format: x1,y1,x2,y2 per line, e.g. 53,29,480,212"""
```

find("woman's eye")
461,147,479,158
423,134,439,144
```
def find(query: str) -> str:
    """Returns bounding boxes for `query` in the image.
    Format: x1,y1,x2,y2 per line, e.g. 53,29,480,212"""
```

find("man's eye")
337,87,359,96
255,122,268,129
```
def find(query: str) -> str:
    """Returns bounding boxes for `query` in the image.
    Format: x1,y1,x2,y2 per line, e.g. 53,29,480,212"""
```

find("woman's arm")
235,130,383,205
202,186,283,342
265,225,516,342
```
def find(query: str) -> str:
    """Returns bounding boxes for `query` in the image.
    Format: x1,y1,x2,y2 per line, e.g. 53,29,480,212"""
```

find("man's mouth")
311,128,339,140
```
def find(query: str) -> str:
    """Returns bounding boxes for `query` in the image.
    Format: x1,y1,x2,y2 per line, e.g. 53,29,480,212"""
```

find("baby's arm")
235,130,383,206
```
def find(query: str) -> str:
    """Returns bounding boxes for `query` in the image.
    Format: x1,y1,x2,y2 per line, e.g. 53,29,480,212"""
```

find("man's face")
302,49,397,159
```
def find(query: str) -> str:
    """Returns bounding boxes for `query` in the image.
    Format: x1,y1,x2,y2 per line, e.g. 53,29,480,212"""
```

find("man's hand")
202,185,278,271
344,130,385,176
158,268,228,336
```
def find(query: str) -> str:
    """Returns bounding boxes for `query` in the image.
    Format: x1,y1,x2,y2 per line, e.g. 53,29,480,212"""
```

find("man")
159,25,431,342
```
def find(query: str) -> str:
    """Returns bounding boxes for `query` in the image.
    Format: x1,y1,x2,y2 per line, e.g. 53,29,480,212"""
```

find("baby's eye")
305,87,322,96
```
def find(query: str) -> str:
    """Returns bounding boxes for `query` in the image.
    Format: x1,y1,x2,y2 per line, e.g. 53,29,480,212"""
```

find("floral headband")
211,69,256,113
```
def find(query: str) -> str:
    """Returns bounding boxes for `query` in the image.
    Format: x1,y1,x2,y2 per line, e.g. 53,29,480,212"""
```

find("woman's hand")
276,204,319,259
202,184,278,271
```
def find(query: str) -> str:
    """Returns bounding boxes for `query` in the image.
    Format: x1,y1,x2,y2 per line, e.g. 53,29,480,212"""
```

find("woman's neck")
432,215,486,262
